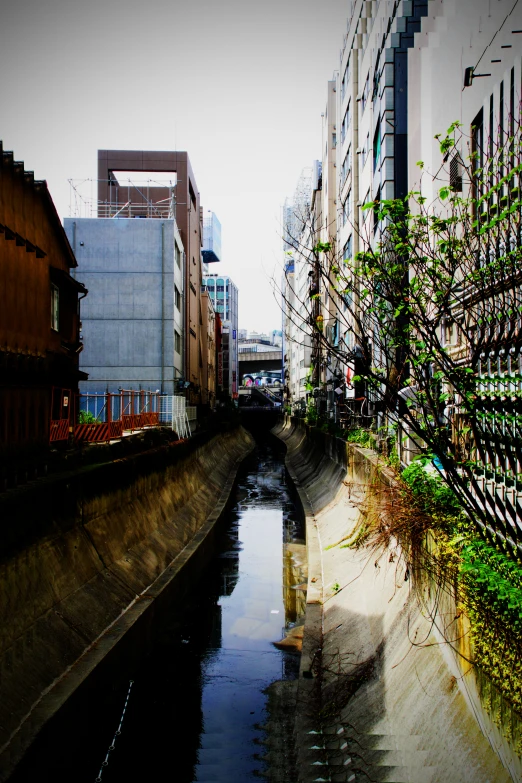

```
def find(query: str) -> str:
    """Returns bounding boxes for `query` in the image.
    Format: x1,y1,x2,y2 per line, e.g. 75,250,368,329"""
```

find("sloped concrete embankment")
0,426,254,781
272,417,515,783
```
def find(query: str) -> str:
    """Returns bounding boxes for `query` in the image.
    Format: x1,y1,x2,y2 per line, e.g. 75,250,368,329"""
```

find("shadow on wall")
318,608,387,779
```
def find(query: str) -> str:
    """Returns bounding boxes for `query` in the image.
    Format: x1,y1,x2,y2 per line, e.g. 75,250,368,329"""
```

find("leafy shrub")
344,428,373,448
401,458,462,516
78,410,101,425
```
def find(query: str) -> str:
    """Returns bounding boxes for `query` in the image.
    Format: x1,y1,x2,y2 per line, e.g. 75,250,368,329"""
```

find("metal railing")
159,395,191,438
75,390,160,443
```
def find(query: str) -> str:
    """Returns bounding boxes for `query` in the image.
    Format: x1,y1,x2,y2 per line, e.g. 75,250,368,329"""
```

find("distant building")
271,330,282,348
202,212,221,267
94,150,206,405
201,290,216,408
0,141,87,471
282,167,314,407
203,274,239,398
64,217,184,395
238,330,282,354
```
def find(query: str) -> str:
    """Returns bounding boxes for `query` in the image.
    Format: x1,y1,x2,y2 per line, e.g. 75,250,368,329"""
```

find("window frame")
51,283,60,332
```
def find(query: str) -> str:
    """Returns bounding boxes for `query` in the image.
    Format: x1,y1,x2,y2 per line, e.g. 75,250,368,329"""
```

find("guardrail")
74,390,160,443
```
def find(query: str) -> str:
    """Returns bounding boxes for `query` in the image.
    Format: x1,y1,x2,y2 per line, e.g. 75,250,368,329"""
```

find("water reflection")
10,440,305,783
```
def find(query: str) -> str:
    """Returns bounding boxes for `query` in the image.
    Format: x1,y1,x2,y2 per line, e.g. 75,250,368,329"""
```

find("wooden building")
0,142,87,480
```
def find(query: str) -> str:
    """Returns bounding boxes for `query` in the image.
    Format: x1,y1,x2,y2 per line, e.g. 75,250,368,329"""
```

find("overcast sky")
1,0,349,333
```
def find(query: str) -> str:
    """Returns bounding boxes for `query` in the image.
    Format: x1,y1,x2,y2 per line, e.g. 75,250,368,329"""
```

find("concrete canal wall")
272,417,518,783
0,425,254,781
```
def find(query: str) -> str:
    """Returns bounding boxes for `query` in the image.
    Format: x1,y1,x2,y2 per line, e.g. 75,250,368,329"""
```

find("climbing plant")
279,112,522,560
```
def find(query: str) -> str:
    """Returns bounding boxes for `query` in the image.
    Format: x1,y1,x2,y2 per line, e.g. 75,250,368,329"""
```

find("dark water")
12,438,305,782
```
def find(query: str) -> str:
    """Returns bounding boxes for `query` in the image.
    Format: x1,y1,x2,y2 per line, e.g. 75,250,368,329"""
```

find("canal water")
13,437,306,782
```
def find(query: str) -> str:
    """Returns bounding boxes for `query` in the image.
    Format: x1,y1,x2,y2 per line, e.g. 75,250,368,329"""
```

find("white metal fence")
159,395,192,439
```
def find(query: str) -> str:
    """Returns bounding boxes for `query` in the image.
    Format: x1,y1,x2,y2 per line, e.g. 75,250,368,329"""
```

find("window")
361,72,370,112
471,109,484,215
361,189,371,223
373,124,381,173
499,80,504,147
373,187,381,234
361,132,370,169
449,154,462,192
175,246,181,269
341,100,351,144
175,330,182,354
510,67,515,140
51,284,59,331
341,56,350,102
343,235,353,262
444,320,460,347
342,190,351,226
189,181,197,210
175,286,181,311
341,146,352,184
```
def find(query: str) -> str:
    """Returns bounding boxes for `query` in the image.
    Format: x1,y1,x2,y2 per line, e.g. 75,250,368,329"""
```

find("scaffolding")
68,178,178,220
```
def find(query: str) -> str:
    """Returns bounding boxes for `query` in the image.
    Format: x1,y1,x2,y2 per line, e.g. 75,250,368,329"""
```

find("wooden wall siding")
0,142,86,460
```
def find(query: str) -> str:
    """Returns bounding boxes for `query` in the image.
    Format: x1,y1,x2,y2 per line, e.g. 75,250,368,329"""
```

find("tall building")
202,212,222,267
64,217,184,395
95,150,206,404
200,290,216,408
202,274,239,399
282,167,314,407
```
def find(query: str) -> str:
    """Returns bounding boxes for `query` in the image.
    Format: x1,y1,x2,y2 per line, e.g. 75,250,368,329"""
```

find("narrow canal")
12,435,306,782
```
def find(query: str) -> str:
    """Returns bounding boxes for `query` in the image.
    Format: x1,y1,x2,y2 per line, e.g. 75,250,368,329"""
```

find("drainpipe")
161,222,165,394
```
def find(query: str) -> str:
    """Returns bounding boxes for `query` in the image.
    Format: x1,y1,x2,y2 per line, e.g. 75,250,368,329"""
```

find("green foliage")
304,365,314,393
459,539,522,719
78,410,101,425
461,541,522,632
393,451,522,723
398,464,522,721
313,241,332,253
401,459,462,517
344,428,374,448
281,115,522,565
305,400,319,426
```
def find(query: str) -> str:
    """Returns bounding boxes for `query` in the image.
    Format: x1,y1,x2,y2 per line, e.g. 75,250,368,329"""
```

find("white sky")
1,0,349,333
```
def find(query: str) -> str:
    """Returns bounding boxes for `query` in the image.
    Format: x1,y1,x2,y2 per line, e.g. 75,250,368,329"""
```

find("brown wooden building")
0,142,87,478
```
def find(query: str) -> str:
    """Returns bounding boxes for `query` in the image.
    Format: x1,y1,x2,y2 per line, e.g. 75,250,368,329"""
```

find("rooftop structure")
69,151,207,405
202,212,221,265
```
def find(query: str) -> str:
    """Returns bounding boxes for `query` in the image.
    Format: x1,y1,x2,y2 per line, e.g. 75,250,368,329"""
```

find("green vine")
344,427,374,448
397,459,522,743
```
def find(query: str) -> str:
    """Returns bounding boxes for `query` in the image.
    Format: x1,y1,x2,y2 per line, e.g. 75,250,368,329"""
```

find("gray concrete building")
64,217,184,395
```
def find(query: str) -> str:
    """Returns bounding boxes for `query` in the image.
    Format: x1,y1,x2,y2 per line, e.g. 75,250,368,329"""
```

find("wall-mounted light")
463,66,491,88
